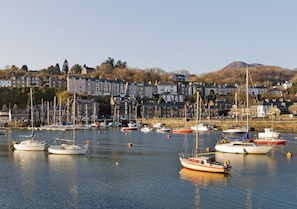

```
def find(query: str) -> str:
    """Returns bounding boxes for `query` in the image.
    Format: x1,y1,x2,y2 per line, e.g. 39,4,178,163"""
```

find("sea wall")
142,118,297,133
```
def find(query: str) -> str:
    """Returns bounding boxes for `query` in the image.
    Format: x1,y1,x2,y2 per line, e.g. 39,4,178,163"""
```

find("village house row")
0,74,295,125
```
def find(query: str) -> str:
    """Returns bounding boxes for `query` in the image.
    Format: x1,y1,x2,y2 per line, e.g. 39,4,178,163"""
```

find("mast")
195,92,199,157
53,96,56,125
72,93,76,145
235,92,238,125
47,101,50,125
246,67,249,131
59,97,62,125
30,88,34,134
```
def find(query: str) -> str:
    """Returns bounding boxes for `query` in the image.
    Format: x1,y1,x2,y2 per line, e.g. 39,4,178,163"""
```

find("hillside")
197,61,297,86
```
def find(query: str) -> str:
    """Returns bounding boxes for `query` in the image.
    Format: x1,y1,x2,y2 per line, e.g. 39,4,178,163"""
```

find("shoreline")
142,118,297,133
3,118,297,133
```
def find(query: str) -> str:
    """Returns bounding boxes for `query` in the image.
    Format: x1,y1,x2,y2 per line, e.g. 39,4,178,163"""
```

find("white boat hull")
48,145,88,155
13,140,46,151
179,153,231,173
215,141,271,154
180,158,227,173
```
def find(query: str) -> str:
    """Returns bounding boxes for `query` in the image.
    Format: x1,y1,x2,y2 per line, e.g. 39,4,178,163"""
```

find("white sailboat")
215,67,272,154
48,93,90,155
179,92,231,173
13,88,46,151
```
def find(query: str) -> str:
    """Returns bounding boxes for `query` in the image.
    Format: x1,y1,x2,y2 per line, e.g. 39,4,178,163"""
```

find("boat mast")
195,92,199,157
53,96,56,125
30,88,34,134
246,66,249,131
72,93,76,145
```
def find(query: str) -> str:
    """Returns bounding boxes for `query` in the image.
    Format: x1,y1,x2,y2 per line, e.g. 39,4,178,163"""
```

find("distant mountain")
196,61,296,86
223,61,263,69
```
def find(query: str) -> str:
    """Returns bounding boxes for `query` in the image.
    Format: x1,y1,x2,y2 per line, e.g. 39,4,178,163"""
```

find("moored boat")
179,92,231,173
155,125,171,133
257,128,280,139
172,129,193,134
253,138,286,145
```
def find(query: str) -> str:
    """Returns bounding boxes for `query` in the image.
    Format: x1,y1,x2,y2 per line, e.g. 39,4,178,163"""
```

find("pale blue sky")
1,0,296,75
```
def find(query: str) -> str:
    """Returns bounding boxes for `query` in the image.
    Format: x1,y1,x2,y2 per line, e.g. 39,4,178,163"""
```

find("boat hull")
48,145,88,155
253,139,286,145
13,140,46,151
121,127,138,131
180,158,227,173
215,141,271,154
179,154,231,173
172,129,193,134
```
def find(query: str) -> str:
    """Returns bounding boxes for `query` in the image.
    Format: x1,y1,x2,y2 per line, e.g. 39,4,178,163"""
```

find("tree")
207,89,216,102
62,59,69,74
70,64,82,74
55,63,61,73
45,65,61,75
115,60,127,69
21,65,28,72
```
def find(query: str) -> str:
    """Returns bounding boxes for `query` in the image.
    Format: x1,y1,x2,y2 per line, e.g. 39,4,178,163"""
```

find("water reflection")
12,150,47,205
48,155,87,208
179,168,229,187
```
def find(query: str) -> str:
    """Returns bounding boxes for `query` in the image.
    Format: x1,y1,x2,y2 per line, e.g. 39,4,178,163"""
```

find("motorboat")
155,126,171,133
191,123,211,131
257,128,280,139
140,125,153,133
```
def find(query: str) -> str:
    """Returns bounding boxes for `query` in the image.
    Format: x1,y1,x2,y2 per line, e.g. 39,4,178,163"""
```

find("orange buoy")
287,151,293,158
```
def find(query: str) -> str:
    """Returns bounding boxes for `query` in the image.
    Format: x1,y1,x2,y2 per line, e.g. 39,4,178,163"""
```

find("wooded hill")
193,61,297,87
1,60,297,88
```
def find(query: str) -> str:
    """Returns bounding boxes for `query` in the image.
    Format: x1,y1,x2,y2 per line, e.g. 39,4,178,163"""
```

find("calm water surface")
1,128,297,209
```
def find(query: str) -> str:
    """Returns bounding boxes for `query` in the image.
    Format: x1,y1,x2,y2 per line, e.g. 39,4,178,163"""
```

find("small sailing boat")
179,92,231,173
13,88,46,151
48,93,90,155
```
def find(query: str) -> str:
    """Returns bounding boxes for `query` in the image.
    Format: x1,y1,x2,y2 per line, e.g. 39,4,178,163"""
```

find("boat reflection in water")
48,154,88,208
179,168,229,186
12,150,47,203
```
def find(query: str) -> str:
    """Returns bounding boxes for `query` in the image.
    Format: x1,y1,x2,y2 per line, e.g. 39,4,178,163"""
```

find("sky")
1,0,297,75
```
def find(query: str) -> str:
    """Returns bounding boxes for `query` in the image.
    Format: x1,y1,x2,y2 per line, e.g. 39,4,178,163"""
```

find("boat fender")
287,151,293,158
224,160,230,166
221,139,227,144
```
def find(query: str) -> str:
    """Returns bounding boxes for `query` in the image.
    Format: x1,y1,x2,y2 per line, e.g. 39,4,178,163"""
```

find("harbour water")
1,128,297,209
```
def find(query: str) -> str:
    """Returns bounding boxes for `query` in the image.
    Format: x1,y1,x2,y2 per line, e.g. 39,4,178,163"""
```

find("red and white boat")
253,138,286,145
121,126,138,131
121,121,139,131
253,128,286,145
